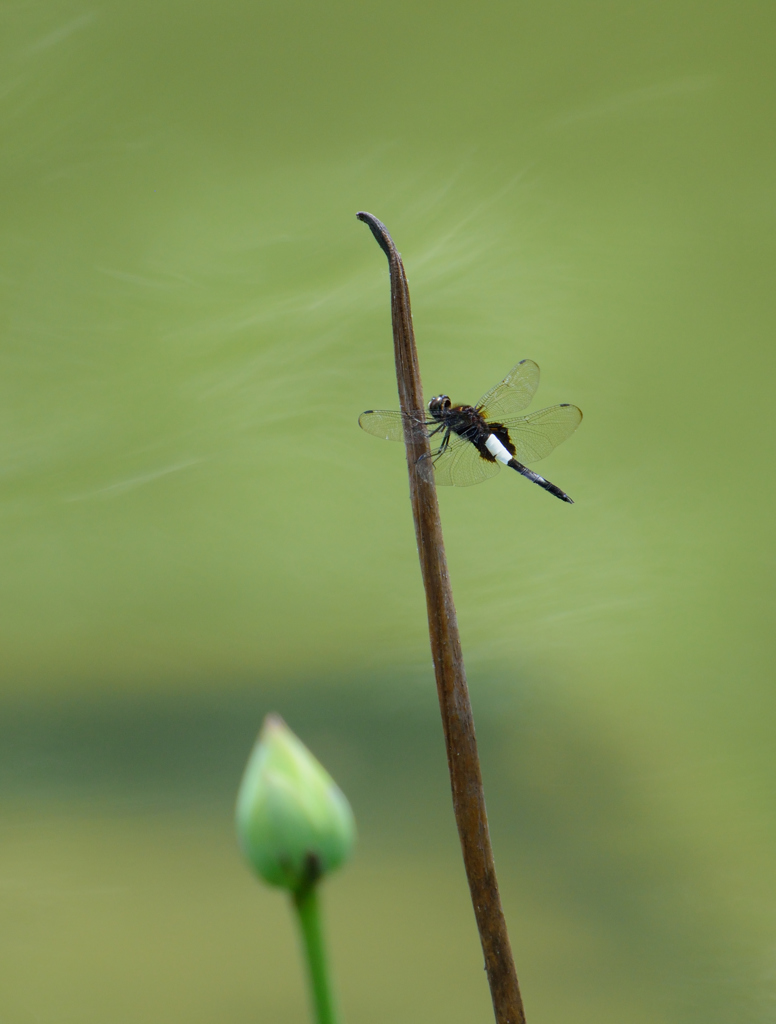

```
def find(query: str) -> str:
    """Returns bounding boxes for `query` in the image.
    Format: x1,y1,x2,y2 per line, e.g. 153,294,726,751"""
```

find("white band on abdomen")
485,433,513,466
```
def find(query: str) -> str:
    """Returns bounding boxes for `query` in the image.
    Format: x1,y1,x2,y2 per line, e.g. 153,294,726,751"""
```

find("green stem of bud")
292,883,340,1024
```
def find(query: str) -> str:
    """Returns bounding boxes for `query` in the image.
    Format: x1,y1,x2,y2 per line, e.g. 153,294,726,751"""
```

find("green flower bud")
236,714,356,893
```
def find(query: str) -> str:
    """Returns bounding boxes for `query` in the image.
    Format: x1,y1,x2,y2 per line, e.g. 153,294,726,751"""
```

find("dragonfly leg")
435,429,453,457
416,428,452,482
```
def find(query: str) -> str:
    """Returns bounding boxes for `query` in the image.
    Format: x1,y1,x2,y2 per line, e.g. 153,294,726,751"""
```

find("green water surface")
1,1,775,1021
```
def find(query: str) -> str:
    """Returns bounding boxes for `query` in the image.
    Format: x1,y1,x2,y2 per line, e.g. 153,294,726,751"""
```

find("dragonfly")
358,359,582,503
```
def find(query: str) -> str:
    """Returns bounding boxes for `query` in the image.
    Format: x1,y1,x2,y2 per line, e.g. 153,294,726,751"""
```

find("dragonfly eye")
428,395,451,417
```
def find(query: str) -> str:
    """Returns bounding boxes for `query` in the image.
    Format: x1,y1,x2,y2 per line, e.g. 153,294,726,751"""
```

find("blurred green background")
1,1,775,1021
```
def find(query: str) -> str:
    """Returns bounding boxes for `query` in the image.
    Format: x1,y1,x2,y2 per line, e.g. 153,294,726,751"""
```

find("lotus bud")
236,714,356,893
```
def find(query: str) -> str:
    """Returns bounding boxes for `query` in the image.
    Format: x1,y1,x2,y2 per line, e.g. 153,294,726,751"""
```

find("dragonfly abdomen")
484,432,516,466
484,429,573,503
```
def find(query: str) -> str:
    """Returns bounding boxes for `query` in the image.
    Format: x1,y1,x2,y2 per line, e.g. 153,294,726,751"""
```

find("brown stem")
356,212,527,1024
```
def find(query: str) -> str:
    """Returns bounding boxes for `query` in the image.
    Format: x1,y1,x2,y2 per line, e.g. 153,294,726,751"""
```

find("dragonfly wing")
417,437,501,487
477,359,540,419
358,409,406,441
501,404,582,463
359,409,430,442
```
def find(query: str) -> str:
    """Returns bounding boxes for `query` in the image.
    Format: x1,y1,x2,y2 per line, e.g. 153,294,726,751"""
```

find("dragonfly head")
428,395,451,420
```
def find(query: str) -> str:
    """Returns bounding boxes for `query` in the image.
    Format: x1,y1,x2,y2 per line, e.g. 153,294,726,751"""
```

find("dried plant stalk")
357,212,527,1024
